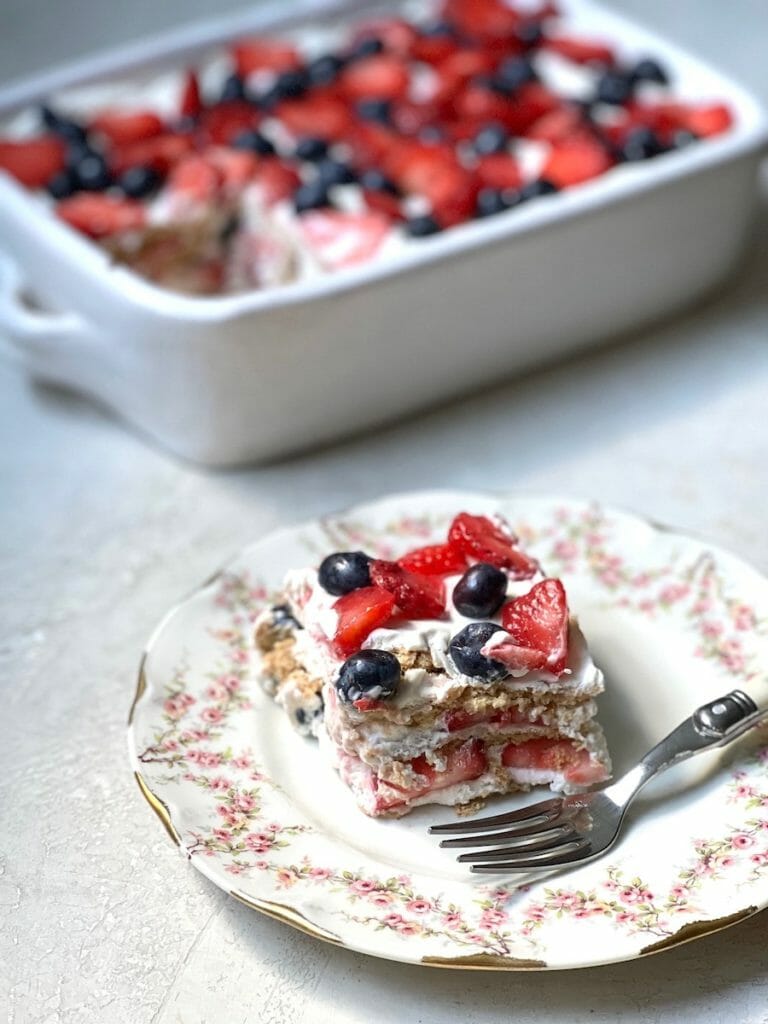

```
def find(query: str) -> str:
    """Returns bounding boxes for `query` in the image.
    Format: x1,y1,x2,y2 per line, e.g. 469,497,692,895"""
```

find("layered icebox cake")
255,511,610,817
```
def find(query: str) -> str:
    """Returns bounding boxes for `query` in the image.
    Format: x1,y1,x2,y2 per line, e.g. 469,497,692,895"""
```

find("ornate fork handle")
607,689,762,807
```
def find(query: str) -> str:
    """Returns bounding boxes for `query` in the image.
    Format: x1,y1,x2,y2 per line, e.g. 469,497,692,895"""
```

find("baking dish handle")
0,253,95,365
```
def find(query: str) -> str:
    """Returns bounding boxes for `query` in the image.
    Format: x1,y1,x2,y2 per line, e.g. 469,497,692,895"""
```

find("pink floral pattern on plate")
129,492,768,969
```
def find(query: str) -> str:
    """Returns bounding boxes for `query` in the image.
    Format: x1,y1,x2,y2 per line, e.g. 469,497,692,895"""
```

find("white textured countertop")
2,1,768,1022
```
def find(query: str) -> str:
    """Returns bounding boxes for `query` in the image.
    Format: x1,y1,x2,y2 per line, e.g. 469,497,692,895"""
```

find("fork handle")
608,688,764,805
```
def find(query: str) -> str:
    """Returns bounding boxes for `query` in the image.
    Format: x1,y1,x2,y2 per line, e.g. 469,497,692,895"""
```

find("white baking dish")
0,0,765,466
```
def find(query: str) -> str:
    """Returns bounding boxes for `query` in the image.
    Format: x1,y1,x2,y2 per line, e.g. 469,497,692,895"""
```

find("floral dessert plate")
128,490,768,970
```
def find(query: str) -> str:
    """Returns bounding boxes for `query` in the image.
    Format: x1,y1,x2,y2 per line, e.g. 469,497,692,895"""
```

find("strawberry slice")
444,707,535,732
398,542,467,575
340,55,410,102
442,0,520,40
56,194,146,238
167,154,223,202
108,133,195,176
431,169,480,228
231,38,301,77
199,101,261,145
447,513,539,577
544,35,615,66
0,135,65,188
299,210,392,269
410,31,458,66
179,70,203,119
278,92,352,140
376,741,489,811
252,159,301,205
90,110,164,146
541,138,614,187
332,586,396,657
476,153,523,191
500,578,569,674
432,50,496,109
502,83,561,135
525,104,588,144
206,147,259,191
369,559,446,619
353,697,386,713
502,739,607,785
362,187,403,221
680,103,732,138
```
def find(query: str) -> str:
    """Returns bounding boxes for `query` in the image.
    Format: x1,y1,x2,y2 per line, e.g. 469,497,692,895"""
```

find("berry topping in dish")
254,509,610,816
0,0,734,296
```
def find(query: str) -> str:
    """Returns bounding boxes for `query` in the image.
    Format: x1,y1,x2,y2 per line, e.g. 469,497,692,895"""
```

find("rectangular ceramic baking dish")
0,0,766,466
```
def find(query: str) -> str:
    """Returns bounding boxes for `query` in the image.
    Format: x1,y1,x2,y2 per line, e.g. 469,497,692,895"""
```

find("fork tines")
427,797,563,835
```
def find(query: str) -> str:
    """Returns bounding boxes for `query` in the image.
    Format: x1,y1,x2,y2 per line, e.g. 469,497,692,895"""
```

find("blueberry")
271,603,302,632
453,563,508,618
419,20,457,39
418,125,446,143
359,168,399,195
349,36,384,60
473,122,508,156
476,188,509,218
516,21,544,48
595,70,633,106
631,58,669,86
515,178,558,203
40,105,87,144
494,56,537,94
448,622,508,681
307,53,346,86
219,73,247,102
335,649,401,704
619,126,665,162
405,214,441,238
356,98,392,124
46,168,78,200
294,180,332,213
65,141,97,168
118,165,161,198
671,129,697,148
316,158,356,187
318,551,372,595
294,137,329,162
74,152,111,191
231,130,275,156
274,68,309,100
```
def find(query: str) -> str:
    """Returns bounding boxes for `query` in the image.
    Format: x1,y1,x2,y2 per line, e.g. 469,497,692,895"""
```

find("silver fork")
429,689,764,874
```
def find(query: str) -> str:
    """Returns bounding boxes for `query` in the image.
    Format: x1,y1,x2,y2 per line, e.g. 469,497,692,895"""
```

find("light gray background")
1,2,767,1023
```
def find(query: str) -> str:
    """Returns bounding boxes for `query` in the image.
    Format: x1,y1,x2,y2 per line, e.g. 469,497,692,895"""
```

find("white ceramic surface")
128,490,768,969
0,0,766,466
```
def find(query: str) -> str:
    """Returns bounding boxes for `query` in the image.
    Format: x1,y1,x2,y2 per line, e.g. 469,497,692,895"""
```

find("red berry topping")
278,92,352,141
475,153,523,192
332,586,396,657
398,543,467,575
498,578,569,674
108,133,195,176
199,101,261,146
56,193,146,238
179,70,203,119
340,54,411,102
541,138,614,187
369,559,446,619
252,159,301,206
231,38,302,77
447,513,539,577
168,154,223,201
90,110,165,147
0,136,65,188
681,103,733,138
